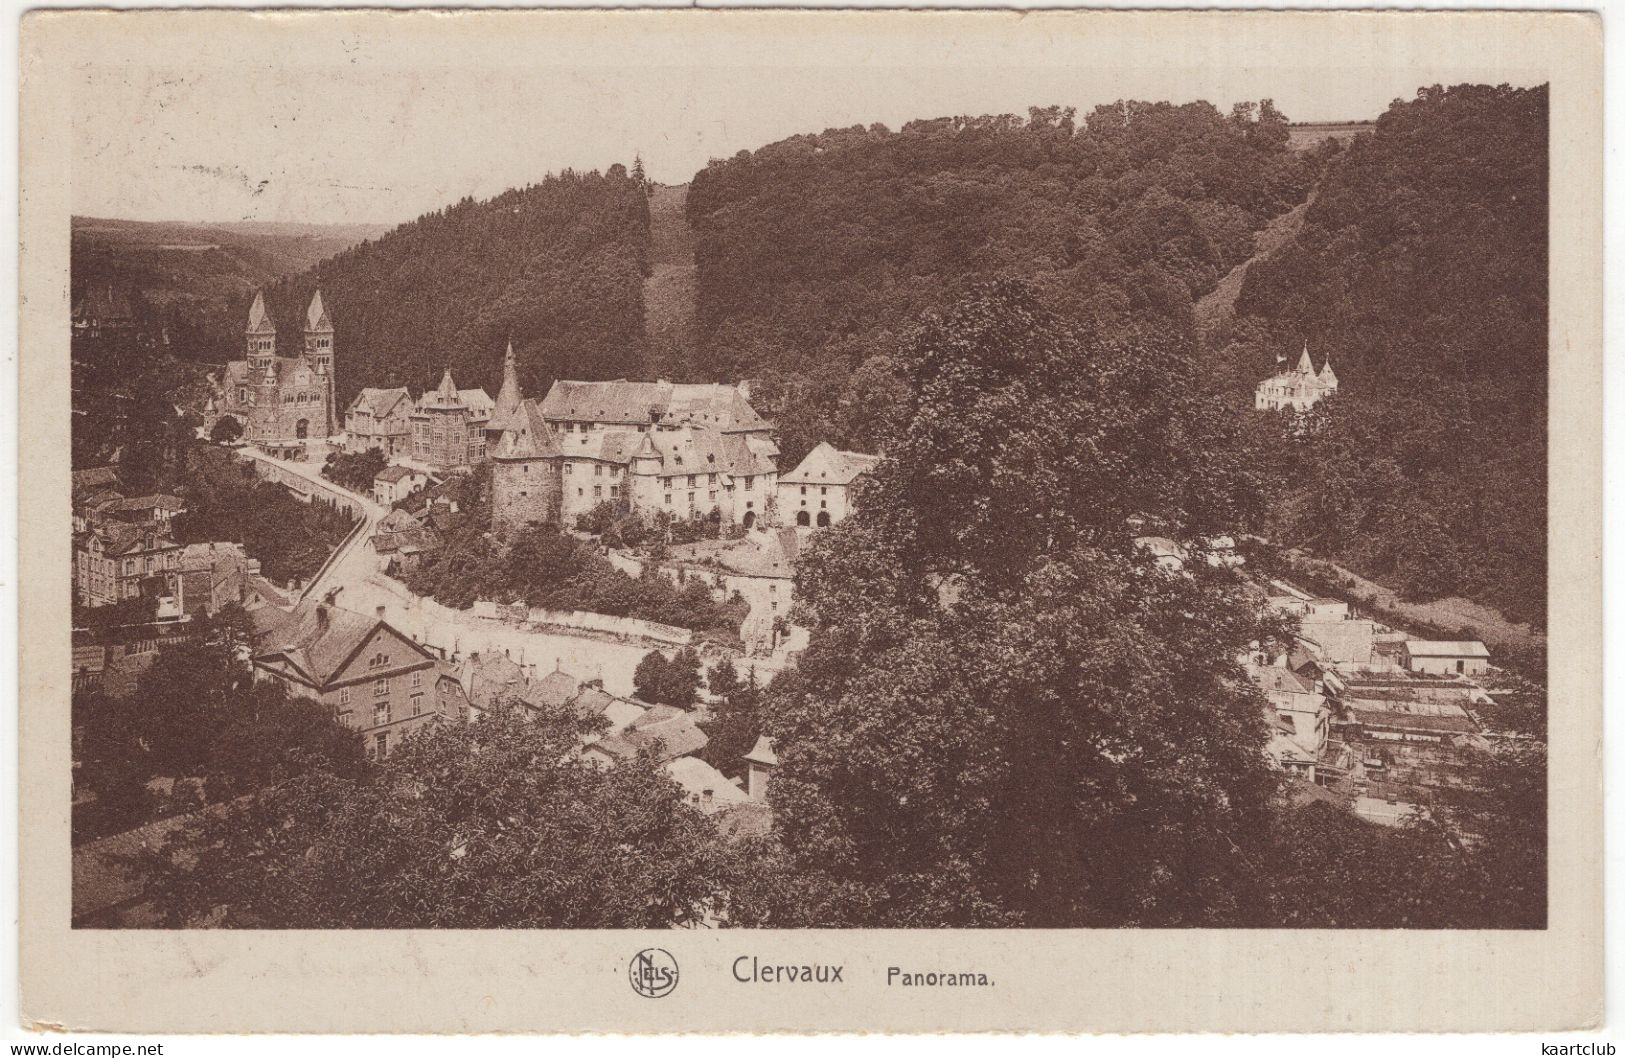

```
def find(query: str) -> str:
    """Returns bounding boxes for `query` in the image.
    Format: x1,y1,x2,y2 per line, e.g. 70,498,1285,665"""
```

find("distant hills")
72,216,391,360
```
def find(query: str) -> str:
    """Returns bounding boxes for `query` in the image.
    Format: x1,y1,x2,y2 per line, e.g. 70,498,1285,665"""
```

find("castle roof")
779,441,882,486
539,380,770,433
305,289,332,332
417,369,464,410
246,291,276,335
1294,343,1314,375
491,400,563,461
1318,359,1338,386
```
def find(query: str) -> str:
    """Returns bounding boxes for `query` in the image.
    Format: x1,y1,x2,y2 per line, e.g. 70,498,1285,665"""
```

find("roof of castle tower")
491,400,562,461
1294,344,1314,375
246,292,276,335
305,289,332,332
491,342,525,432
1318,359,1339,386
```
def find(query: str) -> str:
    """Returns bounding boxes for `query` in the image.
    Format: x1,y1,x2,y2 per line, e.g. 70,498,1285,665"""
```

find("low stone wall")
469,597,692,646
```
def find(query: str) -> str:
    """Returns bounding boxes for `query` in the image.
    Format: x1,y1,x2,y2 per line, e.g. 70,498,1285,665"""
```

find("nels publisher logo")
629,947,679,999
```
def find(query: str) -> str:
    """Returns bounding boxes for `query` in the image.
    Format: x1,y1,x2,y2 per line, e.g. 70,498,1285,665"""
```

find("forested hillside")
1214,84,1548,627
685,102,1323,466
71,218,387,361
267,167,651,407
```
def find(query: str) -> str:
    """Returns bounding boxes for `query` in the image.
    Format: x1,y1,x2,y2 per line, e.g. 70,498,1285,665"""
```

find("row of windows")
337,669,424,705
797,485,829,496
564,463,623,478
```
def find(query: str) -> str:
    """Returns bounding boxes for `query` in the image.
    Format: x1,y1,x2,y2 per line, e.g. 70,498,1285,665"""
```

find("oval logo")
629,947,679,999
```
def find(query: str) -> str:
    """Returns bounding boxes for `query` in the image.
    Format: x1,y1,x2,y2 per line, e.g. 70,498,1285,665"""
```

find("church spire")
246,291,275,335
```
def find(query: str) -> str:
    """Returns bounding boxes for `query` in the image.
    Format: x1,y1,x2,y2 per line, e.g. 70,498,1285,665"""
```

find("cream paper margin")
18,9,1603,1034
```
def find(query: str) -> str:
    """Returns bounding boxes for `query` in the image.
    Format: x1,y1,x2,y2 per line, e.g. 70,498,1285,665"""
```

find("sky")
68,13,1547,227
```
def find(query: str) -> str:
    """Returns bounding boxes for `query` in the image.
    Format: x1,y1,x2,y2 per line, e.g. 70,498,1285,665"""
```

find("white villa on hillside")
1256,344,1338,413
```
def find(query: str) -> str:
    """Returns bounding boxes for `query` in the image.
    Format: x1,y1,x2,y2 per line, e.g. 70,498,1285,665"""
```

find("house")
75,524,183,607
84,493,187,533
173,542,259,617
1251,663,1331,782
372,464,430,506
1403,640,1491,677
72,284,136,341
344,387,414,456
666,756,750,814
250,601,441,760
490,376,779,534
433,652,581,724
1255,343,1338,413
775,442,881,528
411,370,492,471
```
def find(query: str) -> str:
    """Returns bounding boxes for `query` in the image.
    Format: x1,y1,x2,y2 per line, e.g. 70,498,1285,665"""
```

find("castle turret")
490,403,562,536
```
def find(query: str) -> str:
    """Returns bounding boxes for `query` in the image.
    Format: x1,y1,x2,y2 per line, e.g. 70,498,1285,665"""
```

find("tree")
146,700,734,928
209,416,243,444
322,448,388,493
633,650,669,704
736,282,1292,927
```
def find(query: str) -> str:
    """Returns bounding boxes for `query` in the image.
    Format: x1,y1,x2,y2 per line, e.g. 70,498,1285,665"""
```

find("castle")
210,290,336,455
487,344,780,535
1255,343,1338,413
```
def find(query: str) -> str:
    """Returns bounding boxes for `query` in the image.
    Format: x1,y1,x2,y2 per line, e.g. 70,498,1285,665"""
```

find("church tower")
304,290,336,436
246,291,276,373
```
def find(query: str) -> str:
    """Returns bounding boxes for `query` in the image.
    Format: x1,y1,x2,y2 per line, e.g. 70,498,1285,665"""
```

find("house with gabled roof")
410,369,492,471
344,386,414,456
776,441,881,528
250,601,440,760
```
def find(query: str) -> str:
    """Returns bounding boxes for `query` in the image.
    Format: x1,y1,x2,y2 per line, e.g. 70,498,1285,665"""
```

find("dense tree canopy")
686,102,1317,466
147,701,734,928
1215,84,1549,627
732,281,1294,926
267,168,652,409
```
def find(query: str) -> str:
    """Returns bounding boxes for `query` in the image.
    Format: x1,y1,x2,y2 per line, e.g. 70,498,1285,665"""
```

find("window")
594,486,602,499
665,494,672,506
688,475,697,487
610,486,619,498
374,677,389,697
374,702,388,727
821,486,828,496
375,732,389,758
688,492,696,508
564,463,573,475
745,476,755,491
411,693,424,717
411,670,422,688
709,491,717,503
595,465,603,478
578,487,584,497
709,474,717,486
339,687,351,705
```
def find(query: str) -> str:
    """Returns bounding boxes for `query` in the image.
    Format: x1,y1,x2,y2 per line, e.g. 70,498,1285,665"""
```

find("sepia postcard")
18,8,1603,1034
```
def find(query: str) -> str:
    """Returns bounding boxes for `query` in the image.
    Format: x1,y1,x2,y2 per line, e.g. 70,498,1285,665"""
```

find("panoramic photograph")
66,44,1549,932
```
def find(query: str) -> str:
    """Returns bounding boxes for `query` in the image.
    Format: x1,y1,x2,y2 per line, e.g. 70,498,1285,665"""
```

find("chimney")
702,788,714,809
316,604,330,630
376,605,386,620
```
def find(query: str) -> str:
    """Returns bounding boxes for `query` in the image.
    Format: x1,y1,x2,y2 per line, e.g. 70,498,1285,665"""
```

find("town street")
242,447,687,698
